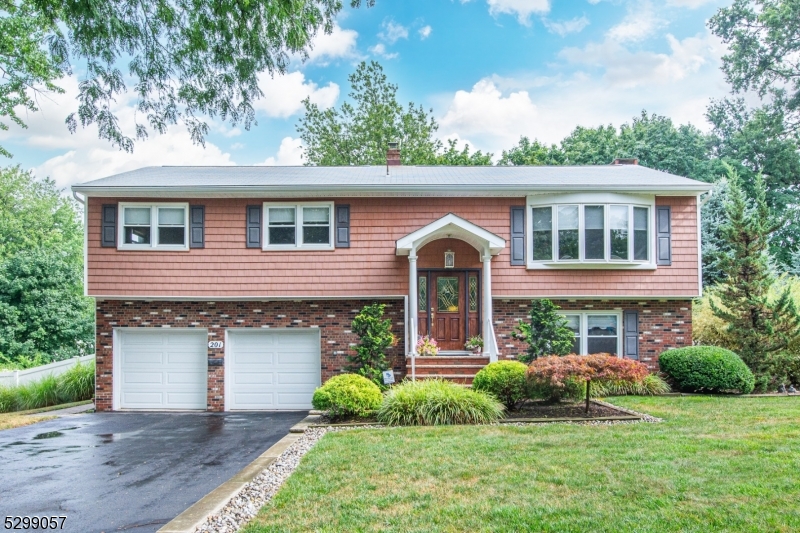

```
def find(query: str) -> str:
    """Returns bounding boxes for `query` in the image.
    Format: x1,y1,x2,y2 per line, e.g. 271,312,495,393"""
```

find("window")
528,202,650,265
561,313,621,356
264,203,333,249
119,204,188,250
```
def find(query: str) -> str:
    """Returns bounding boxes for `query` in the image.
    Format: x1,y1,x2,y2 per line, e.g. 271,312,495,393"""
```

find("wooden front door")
431,273,466,351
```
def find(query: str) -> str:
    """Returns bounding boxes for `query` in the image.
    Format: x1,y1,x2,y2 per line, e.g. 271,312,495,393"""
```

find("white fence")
0,355,95,388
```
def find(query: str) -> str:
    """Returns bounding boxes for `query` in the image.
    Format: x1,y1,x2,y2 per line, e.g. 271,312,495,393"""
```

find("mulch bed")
317,400,631,425
504,400,627,420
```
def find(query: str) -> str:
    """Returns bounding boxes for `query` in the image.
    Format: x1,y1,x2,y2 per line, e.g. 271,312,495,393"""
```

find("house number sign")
208,341,224,349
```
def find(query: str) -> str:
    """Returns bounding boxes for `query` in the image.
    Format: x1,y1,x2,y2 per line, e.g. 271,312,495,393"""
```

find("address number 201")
208,341,224,349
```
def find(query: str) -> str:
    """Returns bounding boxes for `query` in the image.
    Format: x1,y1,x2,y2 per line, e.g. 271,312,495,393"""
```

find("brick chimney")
612,158,638,165
386,141,401,166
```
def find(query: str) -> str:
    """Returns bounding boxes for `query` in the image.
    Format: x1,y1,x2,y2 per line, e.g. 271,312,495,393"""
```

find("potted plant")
416,336,439,356
465,335,484,355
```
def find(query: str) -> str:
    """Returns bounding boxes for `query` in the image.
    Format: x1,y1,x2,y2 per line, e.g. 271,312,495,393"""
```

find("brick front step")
414,374,475,385
407,356,490,366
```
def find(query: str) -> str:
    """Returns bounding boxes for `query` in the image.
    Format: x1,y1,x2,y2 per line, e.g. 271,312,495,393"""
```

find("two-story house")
72,154,710,412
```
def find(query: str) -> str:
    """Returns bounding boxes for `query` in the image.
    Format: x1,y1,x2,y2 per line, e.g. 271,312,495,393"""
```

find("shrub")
377,379,504,426
312,374,383,419
593,374,671,396
472,361,528,409
514,299,574,363
659,346,755,394
348,304,394,386
57,362,95,403
527,354,652,401
17,374,60,411
0,386,16,412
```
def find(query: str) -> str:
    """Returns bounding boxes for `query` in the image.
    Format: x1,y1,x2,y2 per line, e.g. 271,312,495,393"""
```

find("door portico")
396,213,505,360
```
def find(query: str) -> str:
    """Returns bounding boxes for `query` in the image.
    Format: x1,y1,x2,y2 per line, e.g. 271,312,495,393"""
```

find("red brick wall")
94,299,406,412
86,196,699,298
492,299,693,371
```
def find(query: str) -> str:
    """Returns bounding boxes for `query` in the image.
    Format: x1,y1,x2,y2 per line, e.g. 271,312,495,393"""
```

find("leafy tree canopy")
434,139,492,166
709,0,800,136
0,166,82,262
497,137,564,166
0,0,372,158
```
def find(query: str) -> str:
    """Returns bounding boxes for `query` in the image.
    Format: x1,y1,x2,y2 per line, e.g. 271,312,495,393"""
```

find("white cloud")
439,79,539,152
230,142,245,150
436,31,728,155
254,71,339,118
419,25,433,40
486,0,551,25
0,75,234,188
606,0,664,43
369,43,399,60
306,23,360,64
260,137,304,166
379,20,409,44
543,16,590,36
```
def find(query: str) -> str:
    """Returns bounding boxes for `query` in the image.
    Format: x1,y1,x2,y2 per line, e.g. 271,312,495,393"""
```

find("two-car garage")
115,328,320,411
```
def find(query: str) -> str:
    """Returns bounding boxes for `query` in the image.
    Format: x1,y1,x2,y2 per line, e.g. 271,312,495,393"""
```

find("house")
72,154,711,412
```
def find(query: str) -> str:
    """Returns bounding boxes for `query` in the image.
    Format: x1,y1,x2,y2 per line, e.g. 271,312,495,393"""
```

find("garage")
226,329,321,410
116,329,208,410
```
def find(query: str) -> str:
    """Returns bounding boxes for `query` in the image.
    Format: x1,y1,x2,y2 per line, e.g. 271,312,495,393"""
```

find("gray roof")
72,165,712,197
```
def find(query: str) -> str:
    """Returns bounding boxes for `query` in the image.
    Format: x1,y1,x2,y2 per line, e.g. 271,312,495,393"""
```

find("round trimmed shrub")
472,360,529,409
659,346,755,394
377,379,504,426
312,373,383,418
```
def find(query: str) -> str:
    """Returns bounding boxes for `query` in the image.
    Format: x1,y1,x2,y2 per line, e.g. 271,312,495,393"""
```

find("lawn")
243,396,800,533
0,400,91,431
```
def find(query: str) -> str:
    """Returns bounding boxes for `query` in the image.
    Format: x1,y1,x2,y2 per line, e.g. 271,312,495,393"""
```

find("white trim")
697,193,704,298
396,213,505,256
493,295,697,300
560,311,623,356
89,294,699,301
117,202,190,251
526,194,656,270
263,201,334,251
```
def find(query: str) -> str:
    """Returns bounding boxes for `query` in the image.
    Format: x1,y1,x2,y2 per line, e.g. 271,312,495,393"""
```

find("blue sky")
0,0,730,189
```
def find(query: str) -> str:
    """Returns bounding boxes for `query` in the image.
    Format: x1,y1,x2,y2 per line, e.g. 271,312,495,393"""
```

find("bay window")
119,203,188,250
527,201,651,266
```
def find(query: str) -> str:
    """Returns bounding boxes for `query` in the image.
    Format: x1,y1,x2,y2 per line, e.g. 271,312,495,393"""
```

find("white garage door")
117,329,207,410
227,329,321,410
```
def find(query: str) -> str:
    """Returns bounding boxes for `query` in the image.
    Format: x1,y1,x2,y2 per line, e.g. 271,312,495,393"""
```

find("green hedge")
0,361,95,413
311,373,383,418
472,361,528,409
659,346,755,394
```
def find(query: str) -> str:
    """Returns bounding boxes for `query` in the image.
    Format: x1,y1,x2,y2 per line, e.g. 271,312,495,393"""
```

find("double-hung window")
529,201,651,266
264,202,333,249
561,312,621,356
119,203,189,250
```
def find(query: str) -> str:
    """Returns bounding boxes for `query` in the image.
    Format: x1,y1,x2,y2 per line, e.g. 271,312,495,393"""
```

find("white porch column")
482,250,496,361
408,254,418,356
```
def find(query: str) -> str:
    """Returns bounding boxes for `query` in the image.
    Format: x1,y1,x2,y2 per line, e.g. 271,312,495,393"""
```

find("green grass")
0,362,94,413
243,396,800,533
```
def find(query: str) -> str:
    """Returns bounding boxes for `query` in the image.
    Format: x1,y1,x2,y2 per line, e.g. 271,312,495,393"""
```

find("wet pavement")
0,411,306,533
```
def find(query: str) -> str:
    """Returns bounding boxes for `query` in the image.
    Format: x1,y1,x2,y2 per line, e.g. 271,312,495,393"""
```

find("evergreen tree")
710,166,800,385
348,303,394,386
514,299,575,364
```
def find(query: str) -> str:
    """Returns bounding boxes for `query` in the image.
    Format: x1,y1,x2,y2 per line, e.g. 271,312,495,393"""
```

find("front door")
431,273,466,351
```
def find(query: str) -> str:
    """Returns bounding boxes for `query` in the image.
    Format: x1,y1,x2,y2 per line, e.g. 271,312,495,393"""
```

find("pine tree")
710,166,800,386
514,299,575,364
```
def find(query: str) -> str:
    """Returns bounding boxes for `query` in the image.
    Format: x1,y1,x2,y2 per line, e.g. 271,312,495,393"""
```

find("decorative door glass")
418,276,427,312
469,276,478,312
437,277,459,312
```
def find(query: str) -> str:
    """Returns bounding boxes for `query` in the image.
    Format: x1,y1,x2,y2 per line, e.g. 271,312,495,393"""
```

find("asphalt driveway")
0,411,306,533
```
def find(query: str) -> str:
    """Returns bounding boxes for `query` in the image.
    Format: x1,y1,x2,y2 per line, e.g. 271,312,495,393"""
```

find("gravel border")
193,400,658,533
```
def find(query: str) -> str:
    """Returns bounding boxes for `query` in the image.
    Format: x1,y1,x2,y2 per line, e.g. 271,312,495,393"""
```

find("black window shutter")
335,204,350,248
101,204,117,247
624,310,639,360
190,205,205,248
656,206,672,265
246,205,261,248
510,206,525,266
